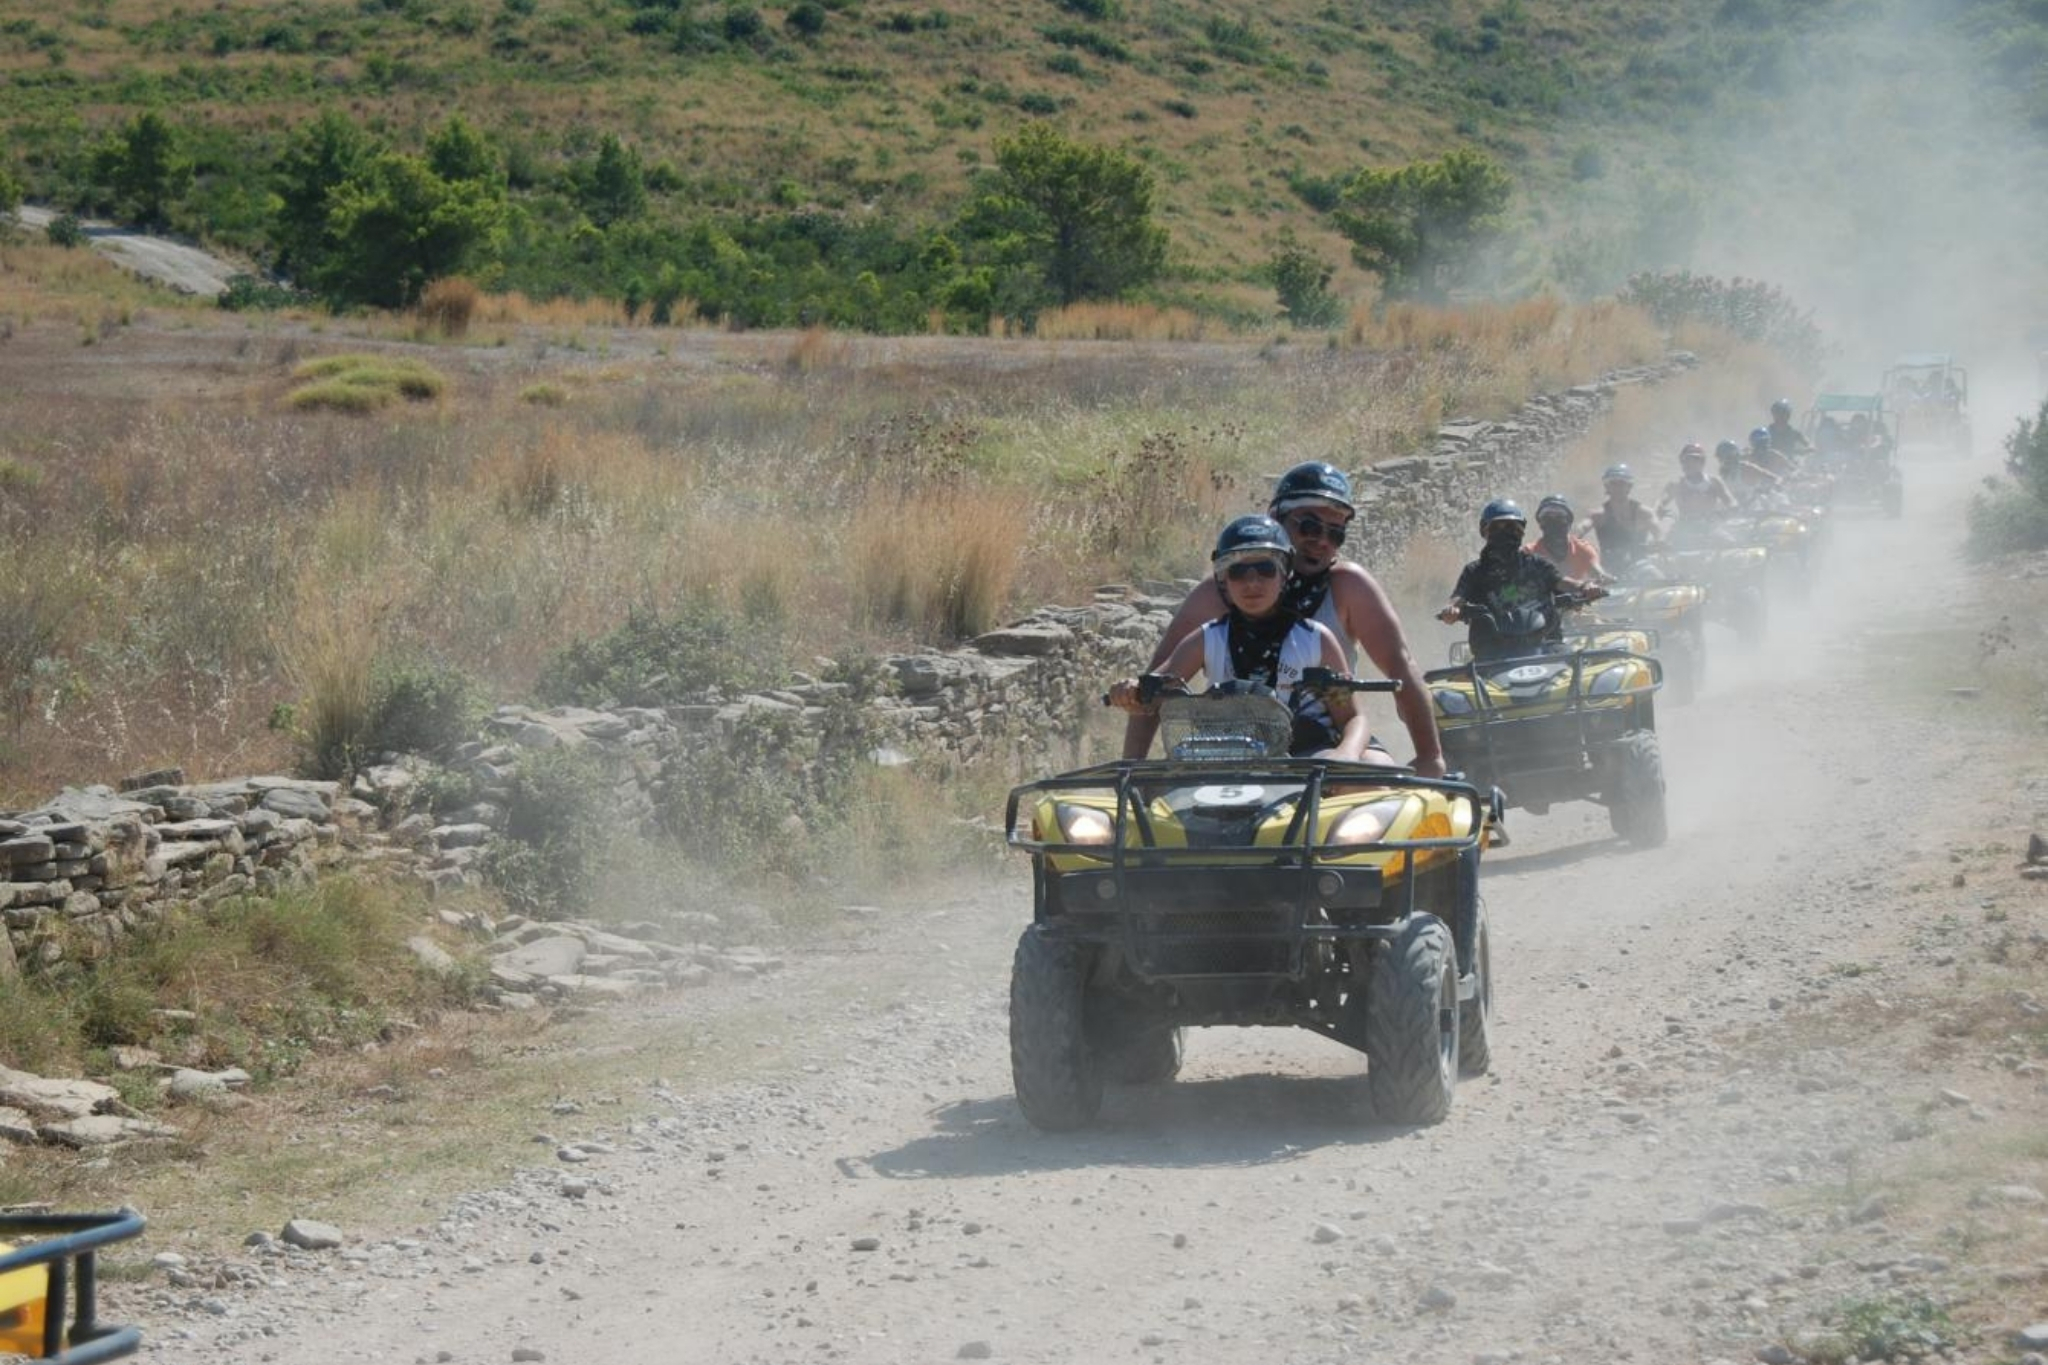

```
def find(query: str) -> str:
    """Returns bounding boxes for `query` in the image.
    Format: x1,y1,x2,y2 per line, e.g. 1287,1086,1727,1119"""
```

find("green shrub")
364,655,482,757
479,748,613,918
1618,270,1829,370
786,0,827,36
536,602,788,707
45,211,88,248
218,273,306,311
1056,0,1120,16
1964,398,2048,558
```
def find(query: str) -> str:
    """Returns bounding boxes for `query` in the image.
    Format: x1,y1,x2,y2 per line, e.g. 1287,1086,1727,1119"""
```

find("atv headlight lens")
1589,667,1627,696
1432,688,1472,716
1054,802,1114,846
1330,797,1413,847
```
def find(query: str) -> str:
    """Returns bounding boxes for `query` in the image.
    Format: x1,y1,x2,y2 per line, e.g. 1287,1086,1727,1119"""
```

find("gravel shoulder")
119,458,2048,1365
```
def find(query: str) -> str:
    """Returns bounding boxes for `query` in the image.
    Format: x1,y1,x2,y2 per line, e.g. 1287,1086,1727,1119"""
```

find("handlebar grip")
1301,668,1402,693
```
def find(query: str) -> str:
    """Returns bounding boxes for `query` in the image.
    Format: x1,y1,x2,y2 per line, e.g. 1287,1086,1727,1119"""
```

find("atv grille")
1134,907,1293,976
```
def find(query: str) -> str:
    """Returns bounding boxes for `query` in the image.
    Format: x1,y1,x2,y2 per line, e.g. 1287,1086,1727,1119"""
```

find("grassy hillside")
4,0,2045,327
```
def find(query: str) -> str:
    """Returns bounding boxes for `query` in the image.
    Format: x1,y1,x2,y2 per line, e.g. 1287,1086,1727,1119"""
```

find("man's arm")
1332,566,1446,778
1120,579,1223,759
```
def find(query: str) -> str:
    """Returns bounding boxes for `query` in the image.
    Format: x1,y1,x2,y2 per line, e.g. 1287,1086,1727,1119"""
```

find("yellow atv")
1,1210,145,1363
1007,672,1499,1130
1588,563,1708,705
1656,533,1768,647
1726,504,1823,604
1428,593,1667,846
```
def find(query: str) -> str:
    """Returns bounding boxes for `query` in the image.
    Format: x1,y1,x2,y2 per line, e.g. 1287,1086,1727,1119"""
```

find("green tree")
960,122,1168,308
1270,227,1342,327
90,110,193,229
272,110,377,278
315,153,507,308
0,159,21,217
425,115,503,189
1333,148,1510,302
575,133,647,228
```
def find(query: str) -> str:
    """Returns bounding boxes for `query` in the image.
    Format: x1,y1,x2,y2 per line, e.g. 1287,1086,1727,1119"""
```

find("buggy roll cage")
0,1210,146,1364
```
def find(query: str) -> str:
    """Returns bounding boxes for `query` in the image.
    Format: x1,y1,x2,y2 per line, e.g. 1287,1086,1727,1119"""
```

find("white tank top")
1200,618,1329,710
1310,588,1356,671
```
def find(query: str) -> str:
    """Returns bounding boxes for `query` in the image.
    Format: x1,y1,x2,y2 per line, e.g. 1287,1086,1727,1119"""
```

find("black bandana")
1280,570,1331,624
1224,606,1297,687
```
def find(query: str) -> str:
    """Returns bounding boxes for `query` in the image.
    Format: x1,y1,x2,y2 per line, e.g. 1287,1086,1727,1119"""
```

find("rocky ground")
58,461,2048,1365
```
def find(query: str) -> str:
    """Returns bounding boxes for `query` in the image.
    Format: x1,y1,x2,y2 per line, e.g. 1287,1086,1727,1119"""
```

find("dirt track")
132,457,2046,1365
11,205,239,297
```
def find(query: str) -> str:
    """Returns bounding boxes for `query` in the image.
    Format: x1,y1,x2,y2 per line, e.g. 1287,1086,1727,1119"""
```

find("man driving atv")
1437,499,1606,660
1725,434,1788,508
1586,463,1662,571
1657,442,1737,538
1529,492,1609,582
1107,515,1379,761
1765,398,1812,465
1121,461,1445,775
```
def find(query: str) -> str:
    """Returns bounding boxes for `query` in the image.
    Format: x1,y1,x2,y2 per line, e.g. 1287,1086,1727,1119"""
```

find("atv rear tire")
1607,730,1668,848
1009,927,1103,1131
1457,904,1494,1078
1100,1025,1184,1085
1359,916,1458,1125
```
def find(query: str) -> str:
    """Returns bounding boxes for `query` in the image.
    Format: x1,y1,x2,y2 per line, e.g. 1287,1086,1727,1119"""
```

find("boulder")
499,935,586,978
0,1068,121,1120
972,622,1075,657
40,1114,179,1148
258,788,330,822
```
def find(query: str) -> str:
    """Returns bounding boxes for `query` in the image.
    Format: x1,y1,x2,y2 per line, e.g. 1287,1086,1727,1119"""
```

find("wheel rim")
1436,957,1458,1079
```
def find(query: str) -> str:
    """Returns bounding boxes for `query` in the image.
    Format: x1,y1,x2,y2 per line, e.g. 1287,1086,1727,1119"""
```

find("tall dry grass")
1032,302,1214,342
0,300,1784,801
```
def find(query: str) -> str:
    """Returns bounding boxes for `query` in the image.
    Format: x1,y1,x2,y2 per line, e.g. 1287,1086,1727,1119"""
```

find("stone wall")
0,351,1696,979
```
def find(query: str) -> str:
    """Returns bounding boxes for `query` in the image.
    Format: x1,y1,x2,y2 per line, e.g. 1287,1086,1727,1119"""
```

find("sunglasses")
1223,558,1284,582
1285,513,1348,545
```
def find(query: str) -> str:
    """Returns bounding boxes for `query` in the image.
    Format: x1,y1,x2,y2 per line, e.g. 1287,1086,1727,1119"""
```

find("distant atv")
1656,530,1769,647
1007,672,1498,1130
1725,504,1822,604
1428,592,1667,846
1,1210,145,1362
1587,561,1709,705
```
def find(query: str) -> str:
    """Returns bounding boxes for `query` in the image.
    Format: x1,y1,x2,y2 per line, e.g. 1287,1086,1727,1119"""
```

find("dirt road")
10,205,240,297
131,458,2044,1365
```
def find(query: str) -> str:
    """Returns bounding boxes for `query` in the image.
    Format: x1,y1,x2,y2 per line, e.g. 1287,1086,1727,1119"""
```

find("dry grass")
1033,302,1215,342
0,301,1781,802
785,324,850,372
0,239,203,322
416,277,480,340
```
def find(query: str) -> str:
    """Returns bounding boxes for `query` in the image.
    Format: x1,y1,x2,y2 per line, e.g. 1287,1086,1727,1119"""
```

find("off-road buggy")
1,1210,145,1363
1803,392,1903,518
1427,593,1667,846
1882,353,1972,459
1007,672,1497,1131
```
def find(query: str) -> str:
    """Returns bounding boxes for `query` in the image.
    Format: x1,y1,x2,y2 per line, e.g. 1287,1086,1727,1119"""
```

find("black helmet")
1715,439,1742,460
1478,497,1526,533
1535,493,1573,525
1749,426,1773,451
1270,461,1355,515
1770,398,1794,421
1211,514,1294,568
1602,463,1634,484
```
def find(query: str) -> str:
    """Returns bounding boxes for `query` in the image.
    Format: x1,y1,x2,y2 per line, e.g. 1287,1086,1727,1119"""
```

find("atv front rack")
1007,760,1489,983
1426,645,1662,785
0,1210,146,1364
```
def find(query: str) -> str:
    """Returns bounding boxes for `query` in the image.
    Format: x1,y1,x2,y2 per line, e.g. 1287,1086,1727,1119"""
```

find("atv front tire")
1607,730,1668,848
1009,926,1103,1131
1359,916,1458,1124
1457,903,1494,1078
1100,1025,1184,1085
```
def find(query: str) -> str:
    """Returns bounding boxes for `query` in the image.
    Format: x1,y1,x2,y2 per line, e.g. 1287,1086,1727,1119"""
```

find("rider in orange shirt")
1528,493,1610,582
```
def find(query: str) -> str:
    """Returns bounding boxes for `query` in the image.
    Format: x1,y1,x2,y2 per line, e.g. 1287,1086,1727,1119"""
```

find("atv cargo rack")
0,1210,146,1364
1426,645,1663,783
1007,760,1489,983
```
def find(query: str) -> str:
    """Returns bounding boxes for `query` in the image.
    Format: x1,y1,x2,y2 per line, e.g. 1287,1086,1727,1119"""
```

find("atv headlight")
1432,688,1472,716
1329,797,1413,847
1589,667,1627,696
1054,802,1114,846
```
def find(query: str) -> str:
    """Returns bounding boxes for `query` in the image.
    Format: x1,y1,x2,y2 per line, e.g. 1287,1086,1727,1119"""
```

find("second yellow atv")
1588,563,1709,704
1429,593,1667,846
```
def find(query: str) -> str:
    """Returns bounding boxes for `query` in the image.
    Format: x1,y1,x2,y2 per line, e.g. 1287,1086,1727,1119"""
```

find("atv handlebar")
1102,670,1401,707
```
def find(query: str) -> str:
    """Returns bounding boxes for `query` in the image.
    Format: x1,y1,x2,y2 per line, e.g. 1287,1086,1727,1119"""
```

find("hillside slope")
2,0,2043,336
